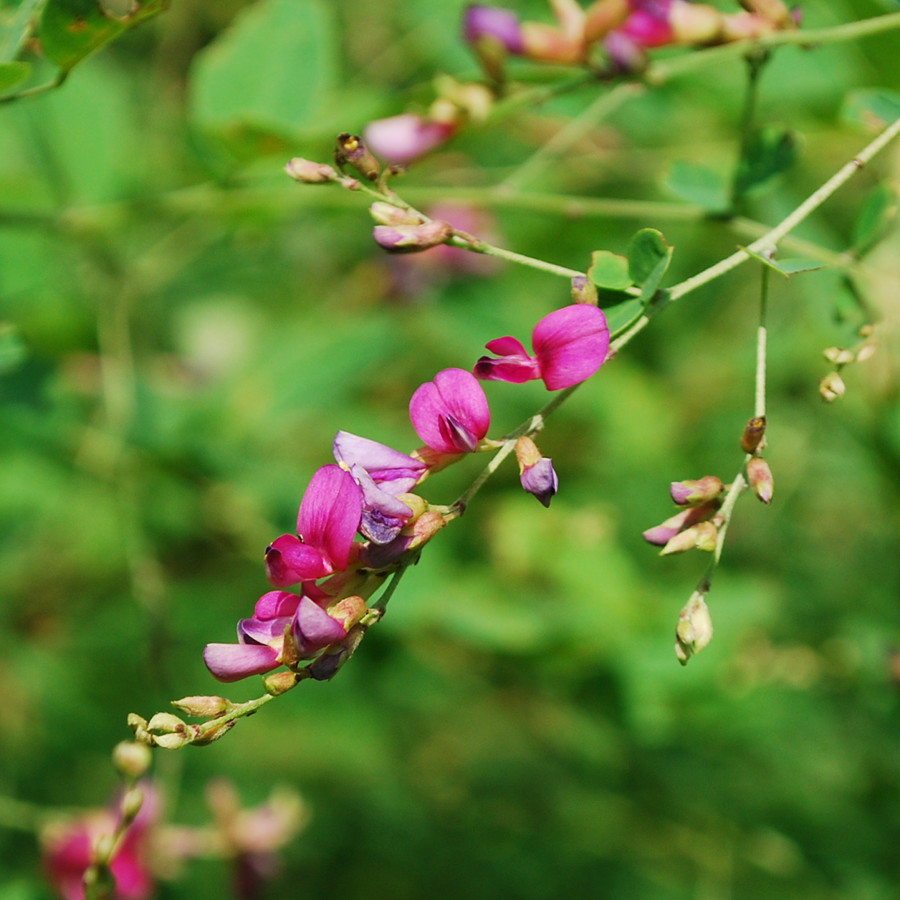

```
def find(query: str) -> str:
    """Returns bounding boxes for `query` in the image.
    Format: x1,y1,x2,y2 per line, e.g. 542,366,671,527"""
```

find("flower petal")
203,643,280,683
409,368,490,454
333,431,426,493
532,304,610,390
253,590,302,620
265,534,331,588
291,596,349,658
364,113,455,165
296,465,362,572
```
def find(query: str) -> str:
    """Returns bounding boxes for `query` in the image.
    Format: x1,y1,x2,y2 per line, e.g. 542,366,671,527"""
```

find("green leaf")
852,182,897,257
842,88,900,132
189,0,337,137
0,60,28,91
740,247,827,278
665,160,729,212
40,0,168,73
588,250,631,291
733,126,796,196
627,228,673,301
0,0,43,62
604,298,644,337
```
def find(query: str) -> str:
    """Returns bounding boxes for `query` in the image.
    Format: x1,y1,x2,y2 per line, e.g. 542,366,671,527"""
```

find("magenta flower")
463,4,525,53
409,368,491,454
474,304,610,391
43,788,158,900
621,0,674,47
204,591,300,682
265,465,362,588
364,113,456,166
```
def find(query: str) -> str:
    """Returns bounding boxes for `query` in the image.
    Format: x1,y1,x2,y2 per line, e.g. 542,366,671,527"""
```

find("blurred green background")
1,0,899,897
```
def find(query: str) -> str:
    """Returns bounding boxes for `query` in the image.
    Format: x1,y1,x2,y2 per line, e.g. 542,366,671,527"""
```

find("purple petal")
364,114,455,165
474,334,541,384
291,596,348,658
409,368,490,454
463,4,525,53
520,458,559,507
203,643,280,683
296,465,362,572
238,615,292,645
333,431,426,493
532,305,610,390
265,534,331,588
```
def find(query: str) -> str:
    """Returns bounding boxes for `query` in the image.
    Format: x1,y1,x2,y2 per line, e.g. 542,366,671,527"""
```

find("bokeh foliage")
1,0,899,898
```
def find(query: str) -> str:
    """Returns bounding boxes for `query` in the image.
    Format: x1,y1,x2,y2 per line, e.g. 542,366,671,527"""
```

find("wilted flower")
474,304,610,391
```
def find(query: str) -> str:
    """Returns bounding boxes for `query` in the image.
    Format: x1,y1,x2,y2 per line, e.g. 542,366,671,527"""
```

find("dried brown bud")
740,415,767,454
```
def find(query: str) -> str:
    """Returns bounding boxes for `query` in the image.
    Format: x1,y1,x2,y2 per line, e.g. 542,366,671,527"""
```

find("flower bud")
670,476,723,506
855,342,877,363
170,695,232,719
740,415,766,454
121,787,145,824
643,500,720,546
670,2,723,43
284,157,337,184
515,436,558,507
746,456,774,504
570,274,598,305
190,718,236,746
112,741,153,780
369,202,423,227
335,132,380,181
660,520,718,555
823,346,855,365
328,594,368,631
147,712,187,734
582,0,630,42
675,592,714,665
373,220,454,253
819,371,846,402
264,670,301,696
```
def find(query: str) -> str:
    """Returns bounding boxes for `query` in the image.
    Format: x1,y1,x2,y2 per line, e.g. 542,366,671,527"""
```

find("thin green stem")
730,48,770,211
756,264,769,420
645,12,900,86
449,233,584,279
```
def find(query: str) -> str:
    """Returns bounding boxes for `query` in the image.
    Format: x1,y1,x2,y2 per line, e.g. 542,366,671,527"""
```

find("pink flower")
265,465,362,588
364,113,456,166
463,4,526,53
474,304,610,391
409,368,491,455
43,789,158,900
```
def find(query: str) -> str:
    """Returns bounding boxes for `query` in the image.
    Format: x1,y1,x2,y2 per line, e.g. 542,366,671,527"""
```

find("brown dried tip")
740,415,767,454
335,133,380,181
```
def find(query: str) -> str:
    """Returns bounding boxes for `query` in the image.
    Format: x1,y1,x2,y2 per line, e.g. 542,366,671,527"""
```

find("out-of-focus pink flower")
475,304,610,391
364,113,456,166
409,368,491,455
265,465,362,588
43,788,158,900
463,4,526,53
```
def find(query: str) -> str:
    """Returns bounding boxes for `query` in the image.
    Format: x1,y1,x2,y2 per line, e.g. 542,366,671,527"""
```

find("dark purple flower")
475,304,610,391
409,368,491,454
265,465,362,588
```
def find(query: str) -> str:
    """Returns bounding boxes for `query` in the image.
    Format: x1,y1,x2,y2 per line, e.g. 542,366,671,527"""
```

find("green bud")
147,712,187,733
675,591,714,665
171,695,232,719
264,670,302,696
121,787,144,823
112,741,153,780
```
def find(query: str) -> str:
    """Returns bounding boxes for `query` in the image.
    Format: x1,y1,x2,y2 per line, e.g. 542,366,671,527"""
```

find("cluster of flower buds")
202,291,611,685
463,0,798,76
674,589,714,664
818,324,878,402
643,474,725,554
